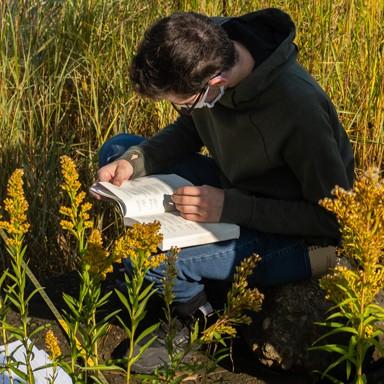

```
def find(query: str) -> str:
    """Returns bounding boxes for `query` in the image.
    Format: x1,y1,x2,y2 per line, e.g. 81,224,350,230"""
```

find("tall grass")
0,0,383,274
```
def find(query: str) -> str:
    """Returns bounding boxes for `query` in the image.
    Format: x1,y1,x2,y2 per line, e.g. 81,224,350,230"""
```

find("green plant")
144,252,264,384
59,155,119,383
112,221,167,383
1,0,383,277
0,169,46,383
311,168,384,383
144,247,206,384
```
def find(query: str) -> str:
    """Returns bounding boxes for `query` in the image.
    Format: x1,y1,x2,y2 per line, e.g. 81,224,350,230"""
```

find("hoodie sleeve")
220,97,353,241
120,115,203,178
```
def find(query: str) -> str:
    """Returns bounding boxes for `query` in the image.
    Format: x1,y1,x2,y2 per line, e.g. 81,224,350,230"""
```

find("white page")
130,212,240,250
91,174,192,217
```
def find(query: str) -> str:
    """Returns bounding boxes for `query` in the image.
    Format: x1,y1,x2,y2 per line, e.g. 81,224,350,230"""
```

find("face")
169,86,222,106
167,73,226,115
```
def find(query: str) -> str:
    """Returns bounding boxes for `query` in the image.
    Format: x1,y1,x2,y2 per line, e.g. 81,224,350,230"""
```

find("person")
95,8,354,373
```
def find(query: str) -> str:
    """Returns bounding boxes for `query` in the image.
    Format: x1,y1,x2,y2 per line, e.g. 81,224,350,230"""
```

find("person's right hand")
97,159,133,185
92,159,133,200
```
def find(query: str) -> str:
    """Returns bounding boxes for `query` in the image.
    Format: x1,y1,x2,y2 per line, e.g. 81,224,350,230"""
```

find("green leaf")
115,289,130,310
91,324,110,344
116,315,131,339
138,282,155,301
321,354,351,380
8,366,28,381
101,308,121,323
346,359,352,380
29,324,49,339
25,286,45,304
131,335,157,364
4,325,24,337
309,343,349,356
312,326,358,345
136,322,160,345
325,311,347,321
190,321,199,344
313,369,345,384
362,315,378,326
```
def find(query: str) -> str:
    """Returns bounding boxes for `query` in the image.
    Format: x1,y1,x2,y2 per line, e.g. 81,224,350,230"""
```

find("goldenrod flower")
319,168,384,305
144,253,167,269
60,155,81,195
0,169,30,249
83,229,112,280
316,167,384,375
113,221,163,267
45,330,62,360
59,155,93,253
202,253,263,344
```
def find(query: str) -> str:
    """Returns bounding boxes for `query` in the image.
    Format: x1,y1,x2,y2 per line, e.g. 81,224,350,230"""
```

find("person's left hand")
171,185,224,222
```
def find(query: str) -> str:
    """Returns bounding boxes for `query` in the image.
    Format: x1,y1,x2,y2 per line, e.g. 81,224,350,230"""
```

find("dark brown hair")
130,12,237,99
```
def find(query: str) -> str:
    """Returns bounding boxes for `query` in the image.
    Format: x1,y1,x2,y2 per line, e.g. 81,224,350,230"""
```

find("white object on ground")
0,339,72,384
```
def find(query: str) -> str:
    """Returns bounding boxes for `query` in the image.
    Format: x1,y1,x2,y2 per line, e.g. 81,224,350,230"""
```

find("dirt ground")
6,308,311,384
1,271,315,384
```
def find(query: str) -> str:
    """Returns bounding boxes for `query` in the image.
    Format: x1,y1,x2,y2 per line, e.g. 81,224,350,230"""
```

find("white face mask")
193,85,225,109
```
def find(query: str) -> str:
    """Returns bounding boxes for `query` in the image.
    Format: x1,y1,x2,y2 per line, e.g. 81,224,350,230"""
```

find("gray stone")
241,275,384,377
241,278,338,374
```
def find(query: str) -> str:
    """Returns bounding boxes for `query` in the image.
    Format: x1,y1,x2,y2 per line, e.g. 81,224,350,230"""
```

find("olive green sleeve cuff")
119,146,147,179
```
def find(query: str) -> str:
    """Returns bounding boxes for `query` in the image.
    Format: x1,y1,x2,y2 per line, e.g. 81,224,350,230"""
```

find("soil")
1,271,313,384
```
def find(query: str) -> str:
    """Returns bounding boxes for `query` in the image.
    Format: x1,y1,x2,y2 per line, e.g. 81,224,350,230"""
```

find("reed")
0,0,382,274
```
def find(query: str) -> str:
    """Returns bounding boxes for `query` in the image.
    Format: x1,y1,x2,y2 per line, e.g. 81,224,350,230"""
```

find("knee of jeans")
251,249,312,288
98,134,145,167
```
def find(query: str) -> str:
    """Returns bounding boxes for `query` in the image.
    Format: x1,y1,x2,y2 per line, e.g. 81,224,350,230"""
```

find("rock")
241,275,384,379
241,278,338,374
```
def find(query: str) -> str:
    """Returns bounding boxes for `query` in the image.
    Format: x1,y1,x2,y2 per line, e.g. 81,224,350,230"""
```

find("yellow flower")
59,155,93,242
202,319,237,343
59,219,75,231
45,330,62,360
201,253,263,345
319,168,384,307
144,253,167,269
60,155,81,195
113,221,163,267
0,169,30,249
83,229,112,280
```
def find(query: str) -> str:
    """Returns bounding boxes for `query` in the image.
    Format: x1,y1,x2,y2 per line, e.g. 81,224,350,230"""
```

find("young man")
96,8,354,372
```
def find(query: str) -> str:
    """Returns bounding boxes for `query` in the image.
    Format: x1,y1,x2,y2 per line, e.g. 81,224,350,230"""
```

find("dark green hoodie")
122,8,354,245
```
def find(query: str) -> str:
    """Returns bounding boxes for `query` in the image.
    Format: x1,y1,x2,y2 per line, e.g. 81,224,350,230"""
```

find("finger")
181,213,205,222
172,194,205,207
97,166,114,182
175,204,201,214
173,186,202,196
112,162,132,186
89,189,102,200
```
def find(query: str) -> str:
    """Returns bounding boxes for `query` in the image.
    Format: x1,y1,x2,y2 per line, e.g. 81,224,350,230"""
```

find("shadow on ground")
18,269,384,384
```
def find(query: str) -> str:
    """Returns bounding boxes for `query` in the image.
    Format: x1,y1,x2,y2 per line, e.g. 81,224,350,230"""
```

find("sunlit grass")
0,0,383,274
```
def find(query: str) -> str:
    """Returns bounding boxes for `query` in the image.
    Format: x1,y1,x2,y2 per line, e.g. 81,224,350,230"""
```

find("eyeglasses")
171,86,208,116
171,72,222,116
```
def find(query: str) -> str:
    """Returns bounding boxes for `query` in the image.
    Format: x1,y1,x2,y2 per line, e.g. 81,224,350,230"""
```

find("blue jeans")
99,134,312,303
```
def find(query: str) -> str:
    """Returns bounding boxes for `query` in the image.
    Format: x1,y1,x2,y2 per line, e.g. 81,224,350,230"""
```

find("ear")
208,73,228,87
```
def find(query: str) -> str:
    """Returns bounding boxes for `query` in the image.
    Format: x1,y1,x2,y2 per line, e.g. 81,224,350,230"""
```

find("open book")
90,174,240,251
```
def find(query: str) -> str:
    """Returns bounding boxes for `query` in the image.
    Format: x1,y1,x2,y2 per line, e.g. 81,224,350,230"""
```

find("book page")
127,212,240,250
91,174,192,217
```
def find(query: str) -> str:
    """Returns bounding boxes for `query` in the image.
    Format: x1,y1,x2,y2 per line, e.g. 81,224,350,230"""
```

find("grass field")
0,0,383,275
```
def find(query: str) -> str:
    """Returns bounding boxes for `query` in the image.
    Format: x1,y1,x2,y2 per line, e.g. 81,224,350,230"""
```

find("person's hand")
171,185,224,222
91,159,133,200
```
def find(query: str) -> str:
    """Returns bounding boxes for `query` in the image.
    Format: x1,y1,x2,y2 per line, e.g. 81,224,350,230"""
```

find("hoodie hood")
214,8,297,108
